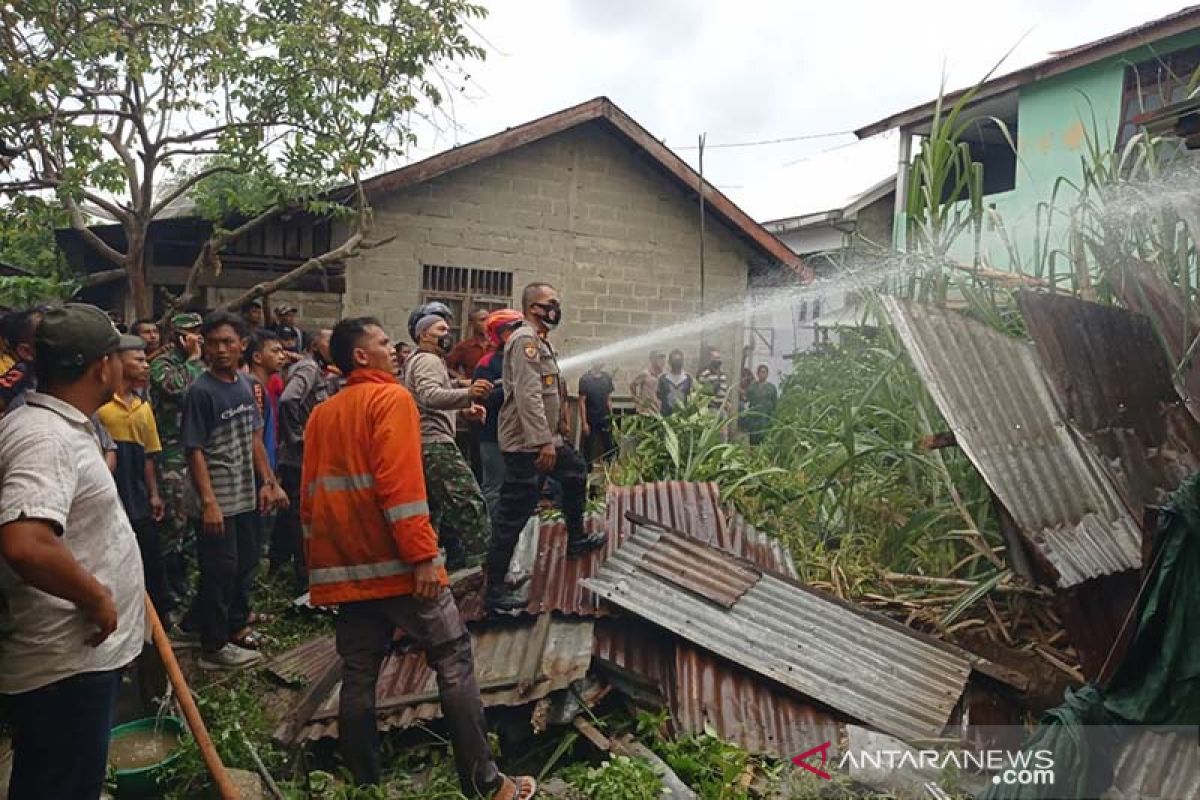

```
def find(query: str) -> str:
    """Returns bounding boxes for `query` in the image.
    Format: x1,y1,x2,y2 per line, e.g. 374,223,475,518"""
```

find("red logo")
792,741,833,780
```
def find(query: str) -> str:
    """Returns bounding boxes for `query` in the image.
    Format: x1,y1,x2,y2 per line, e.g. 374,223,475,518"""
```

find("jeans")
478,441,505,518
6,669,121,800
334,590,500,795
269,464,307,591
485,445,586,589
133,517,172,620
184,511,262,652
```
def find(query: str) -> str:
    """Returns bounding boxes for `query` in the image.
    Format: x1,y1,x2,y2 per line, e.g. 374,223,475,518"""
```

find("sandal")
247,612,275,625
230,628,265,650
491,775,536,800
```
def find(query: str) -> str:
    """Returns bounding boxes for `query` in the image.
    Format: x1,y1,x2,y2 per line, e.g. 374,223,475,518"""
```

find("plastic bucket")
108,715,185,797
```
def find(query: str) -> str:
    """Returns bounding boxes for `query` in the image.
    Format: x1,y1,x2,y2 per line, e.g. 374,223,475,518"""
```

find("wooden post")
144,594,239,800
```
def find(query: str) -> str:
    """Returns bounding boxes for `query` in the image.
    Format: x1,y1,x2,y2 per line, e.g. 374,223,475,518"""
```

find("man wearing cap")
150,312,206,607
274,304,304,350
241,298,265,332
486,283,606,611
0,304,146,800
402,311,493,570
98,334,171,617
630,351,666,415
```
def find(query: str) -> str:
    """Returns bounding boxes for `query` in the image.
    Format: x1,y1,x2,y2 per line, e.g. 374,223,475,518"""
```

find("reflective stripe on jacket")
300,368,447,605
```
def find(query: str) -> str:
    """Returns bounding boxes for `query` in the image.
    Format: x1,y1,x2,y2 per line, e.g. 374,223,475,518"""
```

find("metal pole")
698,132,706,314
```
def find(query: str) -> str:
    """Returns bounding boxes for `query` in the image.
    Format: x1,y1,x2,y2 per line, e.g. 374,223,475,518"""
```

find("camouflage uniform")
148,331,205,580
401,349,490,570
422,441,490,568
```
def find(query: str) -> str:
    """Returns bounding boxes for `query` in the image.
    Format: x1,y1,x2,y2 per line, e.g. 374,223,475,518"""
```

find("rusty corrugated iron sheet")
640,533,760,608
266,634,337,686
883,297,1143,587
287,616,593,741
582,526,972,741
466,482,796,619
671,643,844,760
1111,728,1200,799
1017,291,1200,515
592,619,845,759
1110,261,1200,424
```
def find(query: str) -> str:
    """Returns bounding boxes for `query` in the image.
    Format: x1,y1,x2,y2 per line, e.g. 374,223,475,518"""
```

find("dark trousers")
269,464,308,591
335,590,499,795
133,517,172,619
583,422,617,473
7,669,121,800
456,425,483,482
486,445,586,588
184,511,262,652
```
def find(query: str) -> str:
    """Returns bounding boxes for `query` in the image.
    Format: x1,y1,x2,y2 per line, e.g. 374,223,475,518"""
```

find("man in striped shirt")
179,311,287,670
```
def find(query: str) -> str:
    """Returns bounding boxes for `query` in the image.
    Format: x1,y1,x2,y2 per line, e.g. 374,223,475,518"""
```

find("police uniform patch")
523,341,538,360
544,375,555,387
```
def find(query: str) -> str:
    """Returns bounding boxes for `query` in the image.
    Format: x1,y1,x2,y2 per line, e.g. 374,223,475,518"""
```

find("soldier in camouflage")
148,312,205,603
401,312,494,570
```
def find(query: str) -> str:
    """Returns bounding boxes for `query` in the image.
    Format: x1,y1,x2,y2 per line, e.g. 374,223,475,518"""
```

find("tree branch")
158,120,281,147
219,231,369,312
77,267,127,287
65,199,126,267
148,165,239,220
171,203,285,309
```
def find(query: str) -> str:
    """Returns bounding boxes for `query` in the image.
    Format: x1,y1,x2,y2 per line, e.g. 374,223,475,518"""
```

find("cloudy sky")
405,0,1188,222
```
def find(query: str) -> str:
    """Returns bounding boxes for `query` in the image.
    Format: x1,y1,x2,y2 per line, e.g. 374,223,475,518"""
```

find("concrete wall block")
603,309,631,325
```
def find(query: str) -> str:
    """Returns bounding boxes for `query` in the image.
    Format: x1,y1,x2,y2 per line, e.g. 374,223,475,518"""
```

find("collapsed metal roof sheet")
592,619,845,760
1109,261,1200,425
1018,291,1200,516
883,297,1143,587
1111,727,1200,799
583,526,973,741
273,615,594,742
460,482,797,619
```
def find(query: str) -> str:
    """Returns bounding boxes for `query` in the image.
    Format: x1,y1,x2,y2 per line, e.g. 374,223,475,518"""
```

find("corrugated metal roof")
1111,727,1200,799
1017,291,1200,515
287,616,593,741
592,619,846,760
582,526,973,741
883,297,1143,587
466,482,797,619
1110,261,1200,425
640,533,761,607
671,644,845,759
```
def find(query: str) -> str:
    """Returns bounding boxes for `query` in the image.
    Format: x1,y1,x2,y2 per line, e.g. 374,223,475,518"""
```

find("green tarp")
978,472,1200,799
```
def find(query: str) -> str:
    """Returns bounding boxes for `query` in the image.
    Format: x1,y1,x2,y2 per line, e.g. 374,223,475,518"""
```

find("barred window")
420,265,514,340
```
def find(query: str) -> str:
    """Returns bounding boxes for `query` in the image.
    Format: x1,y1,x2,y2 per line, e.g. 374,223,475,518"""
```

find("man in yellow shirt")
97,335,169,616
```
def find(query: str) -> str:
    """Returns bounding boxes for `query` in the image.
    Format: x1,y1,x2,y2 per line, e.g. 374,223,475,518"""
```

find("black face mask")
710,360,723,371
436,334,454,354
669,359,684,371
533,301,562,328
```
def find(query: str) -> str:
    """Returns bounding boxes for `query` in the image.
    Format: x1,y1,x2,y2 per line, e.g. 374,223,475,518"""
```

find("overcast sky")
404,0,1188,222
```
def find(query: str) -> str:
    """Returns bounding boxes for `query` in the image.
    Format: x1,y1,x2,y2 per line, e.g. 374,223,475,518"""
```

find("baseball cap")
274,305,298,316
116,334,148,351
171,312,202,331
35,304,121,369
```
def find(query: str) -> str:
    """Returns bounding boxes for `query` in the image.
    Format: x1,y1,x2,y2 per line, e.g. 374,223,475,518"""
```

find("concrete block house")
66,97,803,397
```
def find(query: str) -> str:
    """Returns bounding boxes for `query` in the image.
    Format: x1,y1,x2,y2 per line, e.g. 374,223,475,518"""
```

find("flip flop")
491,774,536,800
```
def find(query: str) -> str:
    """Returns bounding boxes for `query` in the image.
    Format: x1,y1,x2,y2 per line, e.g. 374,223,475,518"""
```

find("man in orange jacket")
301,316,535,799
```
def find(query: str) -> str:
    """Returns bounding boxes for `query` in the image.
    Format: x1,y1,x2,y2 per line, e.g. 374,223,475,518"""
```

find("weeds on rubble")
560,755,663,799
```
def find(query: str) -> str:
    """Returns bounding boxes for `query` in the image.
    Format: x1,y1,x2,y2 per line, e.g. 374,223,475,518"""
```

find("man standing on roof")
473,309,523,516
302,317,536,799
149,312,206,607
403,309,493,570
484,283,607,612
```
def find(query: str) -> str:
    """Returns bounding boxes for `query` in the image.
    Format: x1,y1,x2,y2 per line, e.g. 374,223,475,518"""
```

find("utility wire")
674,130,853,150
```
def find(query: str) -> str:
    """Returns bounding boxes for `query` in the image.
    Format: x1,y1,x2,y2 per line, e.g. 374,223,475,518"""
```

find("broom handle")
144,594,239,800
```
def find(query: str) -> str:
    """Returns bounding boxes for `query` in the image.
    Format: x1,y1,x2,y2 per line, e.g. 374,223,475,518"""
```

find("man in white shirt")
0,303,147,800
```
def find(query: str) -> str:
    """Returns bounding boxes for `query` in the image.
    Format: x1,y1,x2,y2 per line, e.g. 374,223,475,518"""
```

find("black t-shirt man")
578,369,615,430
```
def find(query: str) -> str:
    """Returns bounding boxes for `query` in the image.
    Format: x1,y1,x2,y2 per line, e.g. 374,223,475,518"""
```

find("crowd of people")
0,283,780,799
